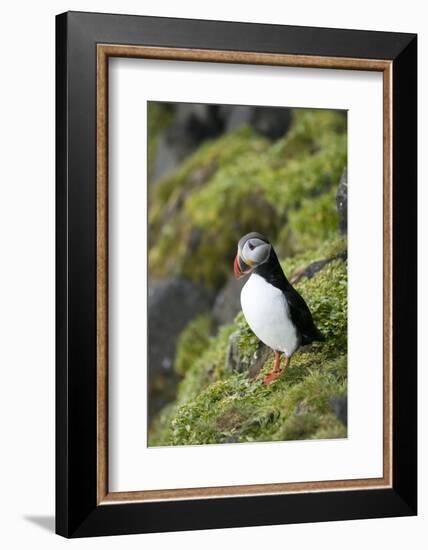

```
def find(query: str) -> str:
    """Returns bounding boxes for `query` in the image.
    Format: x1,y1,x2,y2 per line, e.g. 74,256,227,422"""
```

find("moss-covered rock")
174,314,213,377
147,105,348,446
148,235,347,446
148,109,347,289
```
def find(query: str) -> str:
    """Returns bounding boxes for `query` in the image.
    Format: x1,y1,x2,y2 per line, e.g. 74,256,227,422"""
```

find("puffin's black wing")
253,248,324,346
283,285,324,345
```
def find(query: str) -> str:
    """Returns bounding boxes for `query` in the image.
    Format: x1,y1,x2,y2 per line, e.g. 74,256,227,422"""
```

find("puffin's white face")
234,233,272,279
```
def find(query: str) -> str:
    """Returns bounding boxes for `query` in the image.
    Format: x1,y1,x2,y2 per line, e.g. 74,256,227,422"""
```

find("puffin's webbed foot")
263,351,282,385
263,353,291,385
263,370,281,385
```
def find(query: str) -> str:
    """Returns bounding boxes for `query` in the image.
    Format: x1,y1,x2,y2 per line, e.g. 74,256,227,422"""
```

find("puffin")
234,232,324,385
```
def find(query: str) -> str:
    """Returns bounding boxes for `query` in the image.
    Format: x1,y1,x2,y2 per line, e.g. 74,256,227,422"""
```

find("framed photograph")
56,11,417,538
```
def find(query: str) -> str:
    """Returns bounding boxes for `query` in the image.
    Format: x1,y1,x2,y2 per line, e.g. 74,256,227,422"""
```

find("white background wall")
0,1,424,548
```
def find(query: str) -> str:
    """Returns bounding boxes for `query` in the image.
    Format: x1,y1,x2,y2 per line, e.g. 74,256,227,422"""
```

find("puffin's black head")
234,232,272,279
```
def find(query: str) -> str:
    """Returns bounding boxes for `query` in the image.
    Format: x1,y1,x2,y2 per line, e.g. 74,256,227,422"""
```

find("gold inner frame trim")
96,44,393,505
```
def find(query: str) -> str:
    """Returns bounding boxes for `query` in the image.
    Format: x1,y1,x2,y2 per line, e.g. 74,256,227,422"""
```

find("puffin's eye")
248,241,255,250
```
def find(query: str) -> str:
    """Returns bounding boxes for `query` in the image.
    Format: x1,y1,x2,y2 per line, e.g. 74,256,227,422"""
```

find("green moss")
176,323,236,405
147,107,348,447
148,238,348,447
273,108,347,158
234,311,261,364
151,354,347,446
174,314,213,377
294,259,348,353
281,233,347,276
288,187,340,252
148,109,347,288
149,126,266,224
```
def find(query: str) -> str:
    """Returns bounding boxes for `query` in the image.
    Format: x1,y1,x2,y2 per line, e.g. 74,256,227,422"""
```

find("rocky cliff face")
147,104,348,437
149,235,347,446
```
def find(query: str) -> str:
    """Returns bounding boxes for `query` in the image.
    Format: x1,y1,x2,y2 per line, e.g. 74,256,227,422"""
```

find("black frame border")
56,11,417,538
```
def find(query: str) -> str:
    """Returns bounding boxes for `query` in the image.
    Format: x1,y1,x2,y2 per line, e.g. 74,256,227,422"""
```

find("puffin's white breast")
240,273,299,357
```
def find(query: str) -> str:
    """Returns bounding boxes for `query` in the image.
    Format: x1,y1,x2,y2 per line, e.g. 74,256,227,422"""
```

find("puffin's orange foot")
263,370,281,385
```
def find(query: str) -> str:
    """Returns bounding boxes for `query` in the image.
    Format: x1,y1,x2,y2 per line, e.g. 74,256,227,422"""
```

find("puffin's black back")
254,249,324,346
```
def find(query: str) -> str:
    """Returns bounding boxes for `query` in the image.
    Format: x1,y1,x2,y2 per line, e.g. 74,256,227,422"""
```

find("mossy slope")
148,106,348,446
149,235,347,446
149,109,347,289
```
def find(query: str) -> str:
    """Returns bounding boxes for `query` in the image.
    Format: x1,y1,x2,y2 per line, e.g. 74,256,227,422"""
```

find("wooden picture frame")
56,11,417,537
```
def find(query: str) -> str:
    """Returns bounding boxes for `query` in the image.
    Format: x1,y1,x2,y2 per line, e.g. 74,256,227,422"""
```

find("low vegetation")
148,106,348,446
149,235,347,446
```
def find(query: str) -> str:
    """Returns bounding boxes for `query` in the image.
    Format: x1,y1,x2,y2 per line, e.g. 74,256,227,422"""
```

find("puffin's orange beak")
234,254,244,279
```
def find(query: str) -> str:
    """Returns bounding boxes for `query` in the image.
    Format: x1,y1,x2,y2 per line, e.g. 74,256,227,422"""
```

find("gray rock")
225,331,271,378
221,105,253,132
150,104,293,184
248,343,272,379
151,103,225,183
330,395,348,427
290,252,347,285
165,103,224,159
225,331,242,373
221,105,292,139
151,134,181,183
148,278,214,420
212,276,246,326
221,436,238,444
336,167,348,234
251,106,292,140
